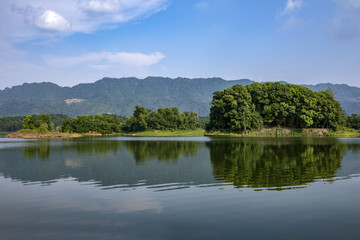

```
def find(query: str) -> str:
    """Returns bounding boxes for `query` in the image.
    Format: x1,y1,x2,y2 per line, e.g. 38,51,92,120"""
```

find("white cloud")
331,0,360,40
335,0,360,8
195,1,209,9
277,0,304,30
74,0,168,33
108,52,165,66
88,64,112,70
81,0,122,13
0,0,168,40
35,10,70,32
44,51,165,68
281,16,297,31
281,0,303,15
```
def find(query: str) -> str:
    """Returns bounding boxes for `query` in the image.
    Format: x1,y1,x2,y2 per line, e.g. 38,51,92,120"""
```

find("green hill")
0,77,359,117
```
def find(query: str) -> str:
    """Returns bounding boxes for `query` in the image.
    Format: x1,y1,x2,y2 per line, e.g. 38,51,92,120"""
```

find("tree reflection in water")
23,140,51,160
207,138,348,189
1,137,358,189
125,141,200,164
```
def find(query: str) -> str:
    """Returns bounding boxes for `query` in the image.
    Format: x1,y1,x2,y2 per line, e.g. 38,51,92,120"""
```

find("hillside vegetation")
1,77,360,117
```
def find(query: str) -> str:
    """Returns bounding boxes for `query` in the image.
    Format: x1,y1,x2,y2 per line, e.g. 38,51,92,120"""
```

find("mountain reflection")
207,138,348,189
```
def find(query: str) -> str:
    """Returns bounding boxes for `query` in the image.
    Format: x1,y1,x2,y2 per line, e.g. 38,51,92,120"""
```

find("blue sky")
1,0,360,89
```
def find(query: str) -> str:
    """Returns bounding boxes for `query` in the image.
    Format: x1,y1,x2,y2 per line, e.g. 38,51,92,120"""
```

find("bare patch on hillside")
65,98,85,104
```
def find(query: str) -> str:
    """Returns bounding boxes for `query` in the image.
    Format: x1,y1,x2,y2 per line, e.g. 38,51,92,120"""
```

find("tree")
61,114,123,134
38,114,52,131
347,114,360,129
23,116,37,130
207,82,345,132
123,106,201,132
206,85,263,132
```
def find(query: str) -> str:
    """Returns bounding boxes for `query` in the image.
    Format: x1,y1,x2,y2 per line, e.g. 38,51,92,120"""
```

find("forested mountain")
0,77,359,117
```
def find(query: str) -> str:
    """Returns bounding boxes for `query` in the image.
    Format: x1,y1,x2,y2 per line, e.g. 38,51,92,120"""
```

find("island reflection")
207,138,348,188
0,137,358,190
125,140,200,164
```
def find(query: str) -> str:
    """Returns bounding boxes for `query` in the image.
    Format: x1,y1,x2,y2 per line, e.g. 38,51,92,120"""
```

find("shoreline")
4,132,86,139
205,128,360,138
3,128,360,139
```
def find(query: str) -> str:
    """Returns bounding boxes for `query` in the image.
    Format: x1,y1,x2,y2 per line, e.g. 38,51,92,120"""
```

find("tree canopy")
206,82,345,132
61,114,123,134
347,114,360,130
0,114,70,133
23,114,52,132
123,106,201,132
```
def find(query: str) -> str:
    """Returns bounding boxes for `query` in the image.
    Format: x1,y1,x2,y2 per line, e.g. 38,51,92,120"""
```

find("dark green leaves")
123,106,201,132
207,82,345,132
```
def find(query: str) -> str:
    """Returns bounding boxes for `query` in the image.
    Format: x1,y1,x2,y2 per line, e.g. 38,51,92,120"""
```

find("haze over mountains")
0,77,359,117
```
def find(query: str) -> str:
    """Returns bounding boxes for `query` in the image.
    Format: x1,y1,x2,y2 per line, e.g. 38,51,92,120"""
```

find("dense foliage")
206,85,263,132
0,116,24,132
199,117,210,129
23,114,52,132
61,114,124,134
0,114,70,132
347,114,360,130
123,106,201,132
207,82,346,132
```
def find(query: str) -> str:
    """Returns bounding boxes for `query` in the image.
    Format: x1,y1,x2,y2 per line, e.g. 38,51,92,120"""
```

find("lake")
0,136,360,240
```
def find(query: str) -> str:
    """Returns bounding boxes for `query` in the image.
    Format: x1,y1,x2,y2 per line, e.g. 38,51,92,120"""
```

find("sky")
0,0,360,90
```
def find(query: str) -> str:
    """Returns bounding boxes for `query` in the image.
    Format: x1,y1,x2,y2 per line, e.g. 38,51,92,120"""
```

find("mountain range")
0,77,359,117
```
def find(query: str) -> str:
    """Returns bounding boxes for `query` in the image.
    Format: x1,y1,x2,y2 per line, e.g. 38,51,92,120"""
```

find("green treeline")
23,114,52,132
122,106,200,132
0,114,70,132
60,106,200,134
347,114,360,130
62,114,124,134
22,114,70,132
15,106,200,134
0,116,24,132
206,82,346,132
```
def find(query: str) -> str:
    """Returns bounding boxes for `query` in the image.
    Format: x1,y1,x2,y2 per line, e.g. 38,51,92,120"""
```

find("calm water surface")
0,136,360,240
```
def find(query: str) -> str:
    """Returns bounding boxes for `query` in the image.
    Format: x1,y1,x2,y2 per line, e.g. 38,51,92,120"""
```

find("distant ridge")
0,77,359,117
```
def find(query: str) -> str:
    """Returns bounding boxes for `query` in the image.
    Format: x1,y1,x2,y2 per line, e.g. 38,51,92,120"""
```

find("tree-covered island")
206,82,346,133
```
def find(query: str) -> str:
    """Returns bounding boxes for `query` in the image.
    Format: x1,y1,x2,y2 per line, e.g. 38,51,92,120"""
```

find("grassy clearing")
15,129,51,134
324,128,360,137
121,129,205,137
5,129,84,138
